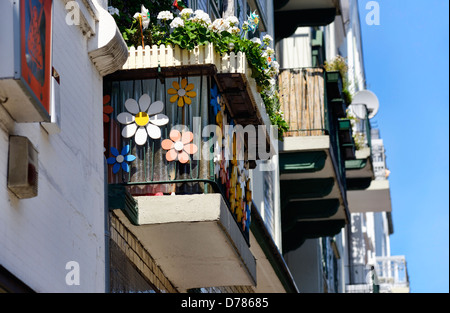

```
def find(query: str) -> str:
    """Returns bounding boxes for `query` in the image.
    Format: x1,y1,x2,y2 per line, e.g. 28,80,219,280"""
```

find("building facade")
0,0,127,292
1,0,407,293
274,0,409,293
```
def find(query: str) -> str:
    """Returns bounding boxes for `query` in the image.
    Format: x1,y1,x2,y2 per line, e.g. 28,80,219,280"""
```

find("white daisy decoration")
117,94,169,145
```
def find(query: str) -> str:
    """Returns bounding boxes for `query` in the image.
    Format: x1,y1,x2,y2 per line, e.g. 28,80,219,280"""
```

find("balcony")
102,44,281,290
109,189,256,291
375,256,410,293
107,44,275,161
277,68,350,252
345,103,374,190
347,179,392,213
274,0,341,40
346,256,410,293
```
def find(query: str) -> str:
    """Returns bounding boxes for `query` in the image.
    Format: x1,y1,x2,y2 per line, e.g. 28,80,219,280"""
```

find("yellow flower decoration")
245,178,252,205
168,78,197,107
235,184,244,222
229,165,238,214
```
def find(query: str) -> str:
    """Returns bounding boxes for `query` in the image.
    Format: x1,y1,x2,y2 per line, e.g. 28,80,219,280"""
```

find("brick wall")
109,211,178,293
109,210,255,293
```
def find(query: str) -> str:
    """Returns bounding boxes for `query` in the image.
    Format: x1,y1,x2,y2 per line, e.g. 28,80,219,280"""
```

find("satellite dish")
351,90,379,119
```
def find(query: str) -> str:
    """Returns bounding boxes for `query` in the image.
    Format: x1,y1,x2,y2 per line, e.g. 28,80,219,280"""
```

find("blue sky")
357,0,449,293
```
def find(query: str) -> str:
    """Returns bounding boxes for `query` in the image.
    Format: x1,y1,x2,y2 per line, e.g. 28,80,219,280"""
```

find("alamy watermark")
179,117,279,171
365,1,380,26
65,1,80,26
65,261,80,286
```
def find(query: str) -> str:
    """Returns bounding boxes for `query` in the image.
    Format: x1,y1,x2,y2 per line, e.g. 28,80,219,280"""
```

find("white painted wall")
250,155,282,250
346,0,366,93
0,0,107,292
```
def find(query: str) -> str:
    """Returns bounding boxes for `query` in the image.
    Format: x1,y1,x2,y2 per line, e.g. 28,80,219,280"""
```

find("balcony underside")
275,0,339,11
282,220,346,253
345,147,374,190
278,136,348,251
109,192,256,291
282,198,340,231
347,180,392,213
279,136,348,219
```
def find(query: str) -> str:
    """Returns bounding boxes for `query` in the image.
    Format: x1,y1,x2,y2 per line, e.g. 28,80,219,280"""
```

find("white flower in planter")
117,94,169,146
209,18,230,33
157,10,174,22
108,6,119,16
250,37,261,46
191,10,211,25
228,26,240,35
170,17,185,28
263,34,273,46
226,16,239,27
133,5,150,29
180,8,193,20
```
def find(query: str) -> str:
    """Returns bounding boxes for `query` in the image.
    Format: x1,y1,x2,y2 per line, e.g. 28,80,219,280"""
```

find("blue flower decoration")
245,203,251,230
247,11,259,33
210,83,221,116
107,145,136,174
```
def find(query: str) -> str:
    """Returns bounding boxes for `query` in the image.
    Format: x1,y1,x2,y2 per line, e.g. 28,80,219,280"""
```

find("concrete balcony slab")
112,193,256,292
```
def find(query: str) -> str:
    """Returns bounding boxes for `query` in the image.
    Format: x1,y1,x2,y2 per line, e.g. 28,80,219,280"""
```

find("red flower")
103,95,113,123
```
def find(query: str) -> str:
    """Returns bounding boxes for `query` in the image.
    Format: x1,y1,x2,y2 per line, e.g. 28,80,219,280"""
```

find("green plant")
108,1,173,41
262,91,289,140
324,55,353,104
107,2,288,138
345,110,365,150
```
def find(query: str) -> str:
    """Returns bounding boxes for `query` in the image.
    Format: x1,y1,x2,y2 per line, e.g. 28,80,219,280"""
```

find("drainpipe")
104,157,110,293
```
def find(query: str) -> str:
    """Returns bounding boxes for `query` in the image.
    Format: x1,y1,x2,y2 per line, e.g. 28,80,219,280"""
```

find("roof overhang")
274,0,341,40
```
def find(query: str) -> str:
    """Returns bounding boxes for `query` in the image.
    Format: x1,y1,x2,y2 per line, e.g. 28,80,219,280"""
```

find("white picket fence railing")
122,43,248,75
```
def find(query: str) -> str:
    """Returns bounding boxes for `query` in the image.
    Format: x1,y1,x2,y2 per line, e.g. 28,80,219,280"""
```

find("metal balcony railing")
104,76,213,194
375,256,410,287
103,75,253,242
346,256,410,293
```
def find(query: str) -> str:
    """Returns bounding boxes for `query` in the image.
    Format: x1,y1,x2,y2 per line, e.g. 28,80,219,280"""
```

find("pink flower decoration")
162,130,198,164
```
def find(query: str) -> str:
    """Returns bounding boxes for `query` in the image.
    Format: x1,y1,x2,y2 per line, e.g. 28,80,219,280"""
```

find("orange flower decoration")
162,130,198,164
103,95,114,123
168,79,197,107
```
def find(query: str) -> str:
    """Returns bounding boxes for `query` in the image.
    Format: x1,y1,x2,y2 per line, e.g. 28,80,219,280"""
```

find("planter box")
330,98,347,118
341,143,356,160
338,118,354,144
